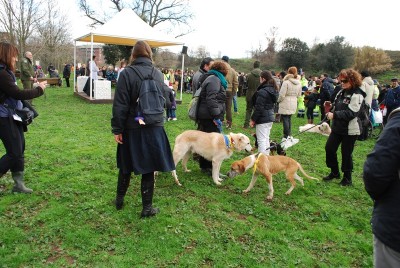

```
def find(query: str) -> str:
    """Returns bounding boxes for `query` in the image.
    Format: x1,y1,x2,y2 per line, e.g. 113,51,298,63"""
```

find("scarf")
208,70,227,89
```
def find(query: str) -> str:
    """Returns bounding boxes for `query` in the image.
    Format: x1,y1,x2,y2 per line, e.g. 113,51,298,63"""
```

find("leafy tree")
277,38,309,70
319,36,353,76
353,46,392,74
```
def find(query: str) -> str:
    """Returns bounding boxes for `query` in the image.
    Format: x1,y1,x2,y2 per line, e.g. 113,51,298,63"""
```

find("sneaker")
167,117,172,121
172,118,177,121
288,136,299,146
323,173,341,181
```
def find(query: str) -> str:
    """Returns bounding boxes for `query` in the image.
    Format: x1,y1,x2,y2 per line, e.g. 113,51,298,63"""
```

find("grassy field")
0,86,377,267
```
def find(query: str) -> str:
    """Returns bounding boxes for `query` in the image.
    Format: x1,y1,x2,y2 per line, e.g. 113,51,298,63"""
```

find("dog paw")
184,169,191,173
266,195,273,200
215,181,222,185
242,189,249,193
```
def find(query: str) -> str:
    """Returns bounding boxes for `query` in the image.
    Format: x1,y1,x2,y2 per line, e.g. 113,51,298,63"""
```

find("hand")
213,118,222,128
327,112,334,120
38,81,47,90
250,120,255,127
114,134,123,144
213,118,223,133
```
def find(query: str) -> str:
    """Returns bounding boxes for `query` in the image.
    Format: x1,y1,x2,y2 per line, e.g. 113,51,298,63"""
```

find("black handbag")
5,100,39,126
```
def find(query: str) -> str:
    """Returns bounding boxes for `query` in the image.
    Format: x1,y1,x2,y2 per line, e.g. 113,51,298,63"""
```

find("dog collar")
224,135,233,149
253,153,263,174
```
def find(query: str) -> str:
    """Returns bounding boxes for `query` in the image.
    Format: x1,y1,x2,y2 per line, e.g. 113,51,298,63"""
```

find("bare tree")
0,0,44,54
78,0,193,38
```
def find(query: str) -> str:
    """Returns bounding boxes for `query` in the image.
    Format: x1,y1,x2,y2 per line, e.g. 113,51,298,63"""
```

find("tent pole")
73,41,76,92
90,34,94,100
180,53,185,101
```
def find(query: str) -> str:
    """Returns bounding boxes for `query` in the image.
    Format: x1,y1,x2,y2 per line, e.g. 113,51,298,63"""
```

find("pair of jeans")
281,114,292,138
0,118,25,173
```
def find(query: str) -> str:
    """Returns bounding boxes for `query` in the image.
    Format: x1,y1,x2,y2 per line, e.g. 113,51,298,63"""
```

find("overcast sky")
67,0,399,59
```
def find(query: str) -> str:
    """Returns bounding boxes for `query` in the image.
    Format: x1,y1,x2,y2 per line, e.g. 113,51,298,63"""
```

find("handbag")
6,100,39,126
188,86,202,121
371,109,383,124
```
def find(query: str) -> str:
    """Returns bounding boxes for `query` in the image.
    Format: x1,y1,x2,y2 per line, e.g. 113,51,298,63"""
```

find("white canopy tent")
73,8,185,100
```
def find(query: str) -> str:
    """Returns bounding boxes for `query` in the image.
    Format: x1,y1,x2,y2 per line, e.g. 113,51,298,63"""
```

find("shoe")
288,136,299,146
323,173,341,181
172,118,177,121
167,117,172,121
339,177,352,186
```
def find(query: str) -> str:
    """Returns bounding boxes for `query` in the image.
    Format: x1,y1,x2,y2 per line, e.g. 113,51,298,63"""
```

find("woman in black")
0,42,46,193
323,68,366,186
111,41,174,217
196,60,229,174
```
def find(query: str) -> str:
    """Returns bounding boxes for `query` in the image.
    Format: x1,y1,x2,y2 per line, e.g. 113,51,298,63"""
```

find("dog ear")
239,164,245,174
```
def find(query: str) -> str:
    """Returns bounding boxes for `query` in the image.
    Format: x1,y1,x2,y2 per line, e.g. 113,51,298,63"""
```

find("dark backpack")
129,66,165,125
358,98,370,128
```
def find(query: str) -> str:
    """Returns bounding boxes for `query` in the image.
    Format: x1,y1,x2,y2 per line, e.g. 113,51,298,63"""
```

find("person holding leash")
323,68,366,186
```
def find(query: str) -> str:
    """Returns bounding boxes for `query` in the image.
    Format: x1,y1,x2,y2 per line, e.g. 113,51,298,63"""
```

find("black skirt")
116,126,175,175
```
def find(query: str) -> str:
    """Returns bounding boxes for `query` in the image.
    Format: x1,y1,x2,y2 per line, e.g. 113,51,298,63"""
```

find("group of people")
1,40,399,265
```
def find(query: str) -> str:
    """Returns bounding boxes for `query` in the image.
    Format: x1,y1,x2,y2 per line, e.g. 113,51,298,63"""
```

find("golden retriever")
299,122,331,136
171,130,252,186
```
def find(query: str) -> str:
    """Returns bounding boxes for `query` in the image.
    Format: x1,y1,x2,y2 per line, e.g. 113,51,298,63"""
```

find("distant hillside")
386,50,400,69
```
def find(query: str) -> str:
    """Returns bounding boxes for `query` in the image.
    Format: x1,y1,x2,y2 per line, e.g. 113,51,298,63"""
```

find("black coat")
251,83,277,124
197,74,226,120
363,108,400,253
111,57,166,134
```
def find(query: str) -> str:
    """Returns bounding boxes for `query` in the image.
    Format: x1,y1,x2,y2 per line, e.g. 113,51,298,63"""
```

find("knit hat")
221,55,229,63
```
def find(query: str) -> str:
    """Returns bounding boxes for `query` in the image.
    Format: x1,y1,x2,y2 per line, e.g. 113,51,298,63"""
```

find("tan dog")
171,130,252,186
299,122,331,136
227,153,319,200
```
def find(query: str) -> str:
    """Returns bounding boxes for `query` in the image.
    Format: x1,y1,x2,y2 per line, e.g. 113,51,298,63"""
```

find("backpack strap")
128,65,154,81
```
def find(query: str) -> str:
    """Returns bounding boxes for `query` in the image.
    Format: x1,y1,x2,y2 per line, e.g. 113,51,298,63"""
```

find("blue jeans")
166,109,176,119
233,94,238,112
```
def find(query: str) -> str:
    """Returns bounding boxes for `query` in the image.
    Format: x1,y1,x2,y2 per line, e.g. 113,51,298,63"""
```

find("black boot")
115,171,131,210
340,172,352,186
323,168,341,181
140,173,159,218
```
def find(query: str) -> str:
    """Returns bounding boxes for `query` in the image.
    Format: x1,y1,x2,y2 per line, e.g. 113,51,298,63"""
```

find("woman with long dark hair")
0,42,46,193
250,70,278,155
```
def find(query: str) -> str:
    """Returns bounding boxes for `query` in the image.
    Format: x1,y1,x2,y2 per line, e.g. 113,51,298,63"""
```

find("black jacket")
111,57,166,134
363,108,400,253
251,83,278,124
331,88,366,135
197,74,226,120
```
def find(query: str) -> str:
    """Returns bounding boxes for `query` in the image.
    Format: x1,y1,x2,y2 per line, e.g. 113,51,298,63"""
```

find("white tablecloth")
94,80,112,99
77,76,88,92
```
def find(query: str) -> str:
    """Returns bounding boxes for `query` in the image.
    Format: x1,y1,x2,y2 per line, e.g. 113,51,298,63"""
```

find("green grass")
0,86,376,267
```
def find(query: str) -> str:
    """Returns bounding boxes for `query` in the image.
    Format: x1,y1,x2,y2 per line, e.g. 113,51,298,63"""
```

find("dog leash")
265,116,329,152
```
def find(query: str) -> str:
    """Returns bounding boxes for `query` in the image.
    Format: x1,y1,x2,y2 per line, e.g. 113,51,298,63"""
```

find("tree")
353,46,392,74
277,38,309,70
0,0,44,54
320,36,353,75
78,0,194,64
260,26,279,68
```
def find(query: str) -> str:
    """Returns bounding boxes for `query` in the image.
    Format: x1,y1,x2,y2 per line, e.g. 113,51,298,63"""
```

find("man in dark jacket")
319,73,334,123
63,63,71,87
363,107,400,267
192,57,214,97
243,61,261,128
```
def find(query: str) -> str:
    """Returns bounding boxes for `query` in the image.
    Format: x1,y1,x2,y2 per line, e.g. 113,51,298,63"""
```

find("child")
304,89,319,124
165,86,177,121
297,92,305,118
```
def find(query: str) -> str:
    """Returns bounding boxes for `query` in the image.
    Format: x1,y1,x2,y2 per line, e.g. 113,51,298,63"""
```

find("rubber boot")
11,171,33,193
340,172,353,186
115,171,131,210
140,173,159,218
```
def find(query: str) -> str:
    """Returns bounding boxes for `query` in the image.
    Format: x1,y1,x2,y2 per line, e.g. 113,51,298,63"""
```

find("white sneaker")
281,137,291,150
172,118,177,121
289,136,299,146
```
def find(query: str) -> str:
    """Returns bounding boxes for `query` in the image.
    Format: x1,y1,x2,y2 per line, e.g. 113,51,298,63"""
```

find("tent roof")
75,8,184,47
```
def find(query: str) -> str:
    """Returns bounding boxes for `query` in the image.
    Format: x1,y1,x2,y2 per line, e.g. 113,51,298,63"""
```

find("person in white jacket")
277,66,302,148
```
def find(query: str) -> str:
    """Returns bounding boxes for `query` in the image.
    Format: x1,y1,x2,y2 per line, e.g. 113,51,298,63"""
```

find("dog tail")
297,163,319,181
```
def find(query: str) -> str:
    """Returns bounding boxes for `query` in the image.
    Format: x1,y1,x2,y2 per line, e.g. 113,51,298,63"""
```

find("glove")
213,119,223,133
